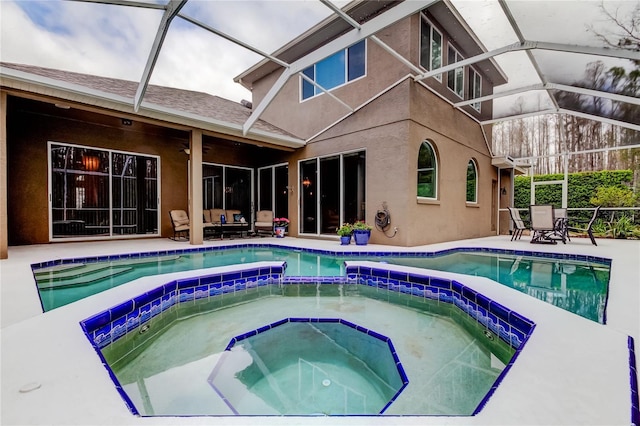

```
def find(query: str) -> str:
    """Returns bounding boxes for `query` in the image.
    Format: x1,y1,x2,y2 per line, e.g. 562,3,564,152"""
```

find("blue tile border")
343,264,535,350
32,242,612,271
80,264,285,348
212,317,409,415
630,337,639,426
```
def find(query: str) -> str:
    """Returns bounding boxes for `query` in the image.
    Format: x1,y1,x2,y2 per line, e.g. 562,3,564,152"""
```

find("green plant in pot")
352,221,372,245
337,223,353,245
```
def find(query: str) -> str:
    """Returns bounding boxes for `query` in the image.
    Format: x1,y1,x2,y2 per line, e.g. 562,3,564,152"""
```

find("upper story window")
301,40,366,101
419,15,442,81
466,159,478,203
447,45,464,98
469,68,482,112
417,140,438,199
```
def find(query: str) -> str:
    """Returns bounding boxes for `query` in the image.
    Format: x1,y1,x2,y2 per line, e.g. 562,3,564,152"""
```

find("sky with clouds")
1,0,637,112
0,0,347,102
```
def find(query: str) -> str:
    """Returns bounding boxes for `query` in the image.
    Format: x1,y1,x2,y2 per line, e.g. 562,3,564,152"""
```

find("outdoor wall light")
500,187,507,195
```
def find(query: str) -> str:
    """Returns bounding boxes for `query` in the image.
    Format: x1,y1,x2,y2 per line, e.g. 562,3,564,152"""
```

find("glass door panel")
51,145,110,238
203,164,223,209
320,156,340,234
343,152,366,223
224,167,252,219
111,154,158,235
258,167,272,211
274,165,289,219
300,159,317,233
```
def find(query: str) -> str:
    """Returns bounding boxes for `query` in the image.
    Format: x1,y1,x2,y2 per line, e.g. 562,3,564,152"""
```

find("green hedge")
514,170,635,221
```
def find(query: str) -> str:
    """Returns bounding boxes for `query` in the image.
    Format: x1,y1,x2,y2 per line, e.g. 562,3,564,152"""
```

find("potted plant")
352,221,372,245
273,217,289,238
337,223,353,245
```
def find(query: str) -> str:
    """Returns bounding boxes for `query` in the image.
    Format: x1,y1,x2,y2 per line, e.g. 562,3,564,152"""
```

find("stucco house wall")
248,7,500,246
293,77,496,246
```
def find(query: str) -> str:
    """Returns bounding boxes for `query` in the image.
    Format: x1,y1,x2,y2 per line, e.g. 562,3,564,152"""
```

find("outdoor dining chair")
529,205,566,244
567,206,601,246
507,207,527,241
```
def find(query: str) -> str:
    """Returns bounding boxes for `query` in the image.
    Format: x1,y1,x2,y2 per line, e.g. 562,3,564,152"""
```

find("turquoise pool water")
34,246,610,322
103,283,516,416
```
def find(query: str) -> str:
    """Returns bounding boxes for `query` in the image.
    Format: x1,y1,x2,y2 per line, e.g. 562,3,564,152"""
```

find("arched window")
417,141,437,198
466,159,478,203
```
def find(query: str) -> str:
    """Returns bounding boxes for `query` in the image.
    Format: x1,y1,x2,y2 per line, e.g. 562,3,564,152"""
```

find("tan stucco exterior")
246,11,502,246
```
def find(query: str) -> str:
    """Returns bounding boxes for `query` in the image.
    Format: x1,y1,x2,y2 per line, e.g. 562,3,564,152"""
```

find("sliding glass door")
299,151,366,236
49,142,159,240
203,162,254,220
257,164,288,219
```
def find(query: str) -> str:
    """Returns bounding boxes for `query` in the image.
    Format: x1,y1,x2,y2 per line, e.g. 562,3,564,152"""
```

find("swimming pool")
34,244,610,322
92,280,520,416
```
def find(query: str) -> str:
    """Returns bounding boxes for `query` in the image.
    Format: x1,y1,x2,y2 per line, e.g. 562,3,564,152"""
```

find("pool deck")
1,235,638,425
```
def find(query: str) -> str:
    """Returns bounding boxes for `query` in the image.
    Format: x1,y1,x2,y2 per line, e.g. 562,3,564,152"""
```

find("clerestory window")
447,45,464,98
469,68,482,112
417,141,438,199
301,40,366,100
419,14,442,81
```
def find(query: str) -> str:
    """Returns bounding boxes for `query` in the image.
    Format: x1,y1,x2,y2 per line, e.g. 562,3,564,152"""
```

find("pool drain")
322,379,331,387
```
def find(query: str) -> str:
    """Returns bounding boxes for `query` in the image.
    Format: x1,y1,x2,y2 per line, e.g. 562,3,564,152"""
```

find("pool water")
102,284,515,416
210,320,406,415
34,246,609,322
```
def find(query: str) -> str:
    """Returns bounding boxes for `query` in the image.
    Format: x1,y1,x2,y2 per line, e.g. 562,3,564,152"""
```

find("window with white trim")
417,141,438,199
49,142,159,239
301,40,366,100
447,45,464,98
469,68,482,112
419,14,442,81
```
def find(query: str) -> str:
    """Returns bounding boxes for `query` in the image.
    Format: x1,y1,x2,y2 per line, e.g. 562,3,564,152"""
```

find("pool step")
34,255,182,282
107,255,182,267
37,266,133,289
33,263,86,276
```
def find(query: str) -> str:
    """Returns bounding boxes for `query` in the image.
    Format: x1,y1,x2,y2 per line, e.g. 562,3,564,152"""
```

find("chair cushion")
170,210,190,226
209,209,226,223
256,210,273,222
203,210,212,223
226,210,241,222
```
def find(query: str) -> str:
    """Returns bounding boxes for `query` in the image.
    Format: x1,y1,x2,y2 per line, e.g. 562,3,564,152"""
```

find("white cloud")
0,0,343,102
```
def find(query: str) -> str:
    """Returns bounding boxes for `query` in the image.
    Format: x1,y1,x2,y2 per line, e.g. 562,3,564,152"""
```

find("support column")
1,92,8,259
188,130,203,245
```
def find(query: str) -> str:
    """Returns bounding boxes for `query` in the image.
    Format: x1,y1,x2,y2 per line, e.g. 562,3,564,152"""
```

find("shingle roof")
1,62,298,139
